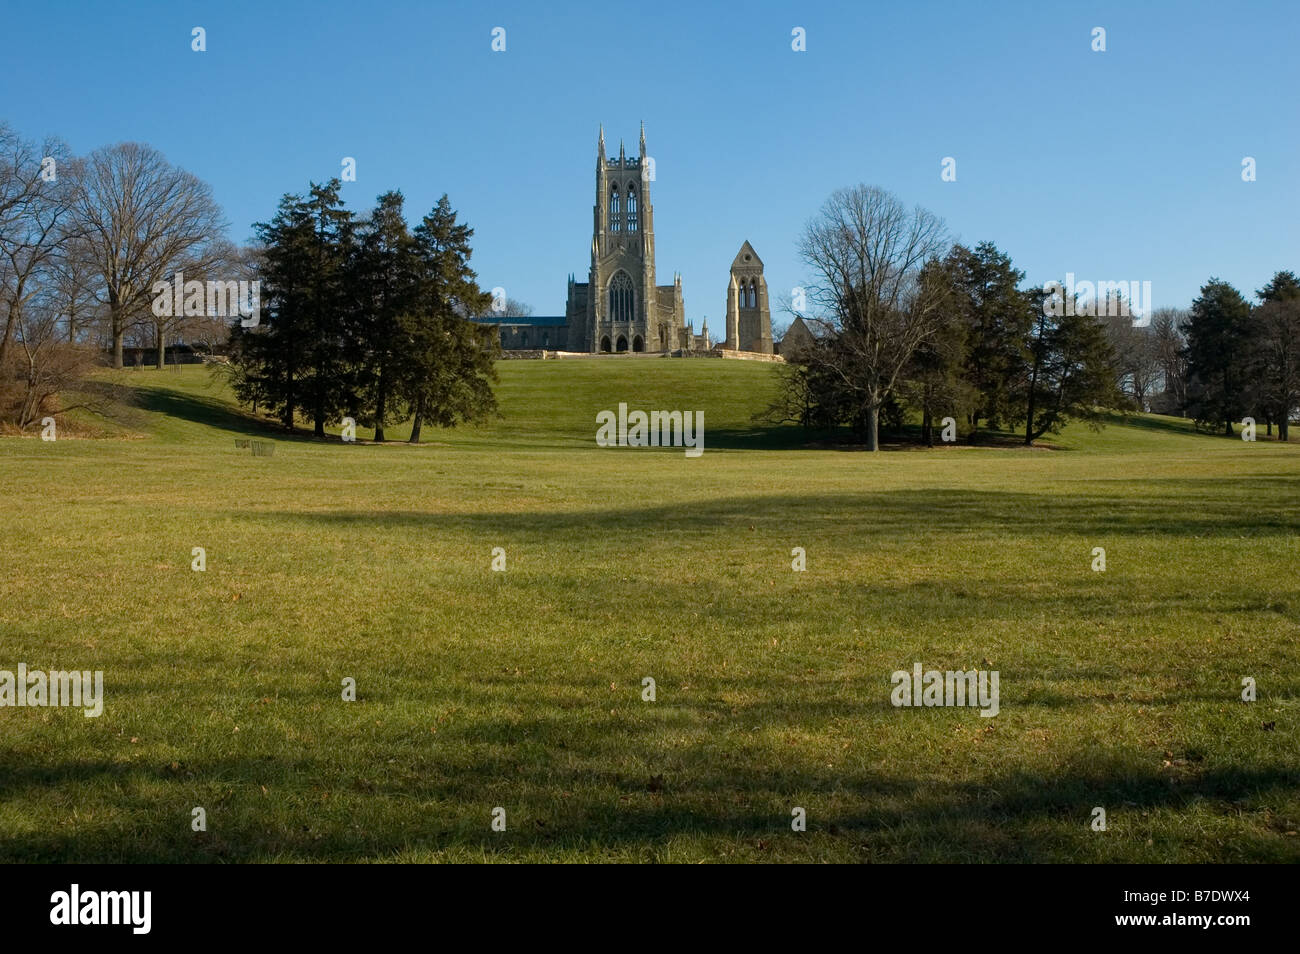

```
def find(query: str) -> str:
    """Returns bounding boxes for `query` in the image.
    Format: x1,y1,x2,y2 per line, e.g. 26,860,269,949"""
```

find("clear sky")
5,0,1297,325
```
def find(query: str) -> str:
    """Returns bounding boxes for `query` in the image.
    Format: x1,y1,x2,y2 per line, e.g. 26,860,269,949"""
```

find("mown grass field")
1,360,1297,863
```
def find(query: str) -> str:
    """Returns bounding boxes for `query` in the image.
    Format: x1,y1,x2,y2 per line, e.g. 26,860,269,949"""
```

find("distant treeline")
775,185,1300,448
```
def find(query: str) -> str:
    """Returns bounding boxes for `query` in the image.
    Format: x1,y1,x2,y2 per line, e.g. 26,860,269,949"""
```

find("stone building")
777,315,815,360
470,125,687,354
722,241,773,354
477,126,781,358
494,316,569,351
564,124,689,353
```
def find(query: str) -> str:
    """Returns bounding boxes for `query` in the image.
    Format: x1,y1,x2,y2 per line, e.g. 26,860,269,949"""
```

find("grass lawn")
1,360,1297,862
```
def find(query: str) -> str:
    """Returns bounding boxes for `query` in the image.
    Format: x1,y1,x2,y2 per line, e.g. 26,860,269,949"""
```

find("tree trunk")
314,393,325,437
374,376,386,442
155,325,165,369
865,405,879,452
112,308,125,369
922,408,932,447
1224,419,1233,437
409,396,424,444
1280,418,1289,442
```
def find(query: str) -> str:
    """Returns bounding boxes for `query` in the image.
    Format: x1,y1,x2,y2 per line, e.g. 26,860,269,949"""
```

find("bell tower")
724,240,773,354
586,123,658,352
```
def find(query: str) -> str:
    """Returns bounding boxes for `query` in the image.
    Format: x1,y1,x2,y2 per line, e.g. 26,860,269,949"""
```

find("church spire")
619,138,625,163
639,121,646,157
598,124,605,161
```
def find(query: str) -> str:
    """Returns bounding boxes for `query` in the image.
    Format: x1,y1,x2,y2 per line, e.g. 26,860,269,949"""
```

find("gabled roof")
782,315,815,341
731,240,763,270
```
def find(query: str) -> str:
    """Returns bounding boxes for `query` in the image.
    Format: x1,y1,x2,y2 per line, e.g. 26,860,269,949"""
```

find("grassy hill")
1,361,1297,862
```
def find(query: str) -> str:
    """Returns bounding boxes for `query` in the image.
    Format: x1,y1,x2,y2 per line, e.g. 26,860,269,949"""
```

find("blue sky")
5,0,1297,325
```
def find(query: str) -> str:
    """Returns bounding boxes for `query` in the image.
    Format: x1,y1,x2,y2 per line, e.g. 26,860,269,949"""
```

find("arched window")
608,271,634,324
600,335,612,353
609,186,620,232
632,335,644,353
749,280,758,308
626,185,638,232
616,335,628,353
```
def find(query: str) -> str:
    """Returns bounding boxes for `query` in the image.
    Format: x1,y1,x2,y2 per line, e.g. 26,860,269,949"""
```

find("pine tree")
1020,283,1123,444
948,242,1034,437
1252,270,1300,441
299,180,355,437
1184,279,1252,435
900,257,974,445
230,191,317,429
231,180,354,436
350,191,418,441
400,196,498,444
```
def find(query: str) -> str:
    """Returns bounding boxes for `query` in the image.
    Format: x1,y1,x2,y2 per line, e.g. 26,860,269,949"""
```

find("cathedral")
485,125,773,356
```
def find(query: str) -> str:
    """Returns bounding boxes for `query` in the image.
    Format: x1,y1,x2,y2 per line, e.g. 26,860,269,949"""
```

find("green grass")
1,361,1298,862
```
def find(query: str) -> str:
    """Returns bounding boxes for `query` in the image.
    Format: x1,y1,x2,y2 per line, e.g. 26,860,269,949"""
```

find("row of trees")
1178,272,1300,440
1090,272,1300,443
228,182,500,442
778,184,1300,449
1,120,235,427
779,185,1121,450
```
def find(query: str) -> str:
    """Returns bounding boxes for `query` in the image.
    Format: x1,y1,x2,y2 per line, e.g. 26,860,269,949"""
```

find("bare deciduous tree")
0,124,80,370
797,184,951,450
1103,313,1161,409
11,285,99,430
73,142,227,368
1150,307,1189,414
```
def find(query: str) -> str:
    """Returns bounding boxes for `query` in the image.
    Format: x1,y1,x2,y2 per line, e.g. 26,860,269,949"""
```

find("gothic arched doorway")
632,335,644,353
616,335,628,353
600,335,611,353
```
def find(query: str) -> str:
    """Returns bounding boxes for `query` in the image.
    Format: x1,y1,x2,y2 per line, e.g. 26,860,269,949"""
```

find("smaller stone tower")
724,241,773,354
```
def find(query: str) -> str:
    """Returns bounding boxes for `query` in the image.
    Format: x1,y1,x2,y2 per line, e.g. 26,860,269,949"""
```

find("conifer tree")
400,195,498,444
1183,279,1252,435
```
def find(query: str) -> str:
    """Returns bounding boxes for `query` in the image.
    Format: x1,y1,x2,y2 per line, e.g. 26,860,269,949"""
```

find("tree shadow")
255,486,1300,541
2,722,1294,862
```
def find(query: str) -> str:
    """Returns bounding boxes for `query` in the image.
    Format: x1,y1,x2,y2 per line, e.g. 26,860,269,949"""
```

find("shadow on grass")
256,485,1300,540
2,658,1296,862
1,742,1294,862
137,386,332,443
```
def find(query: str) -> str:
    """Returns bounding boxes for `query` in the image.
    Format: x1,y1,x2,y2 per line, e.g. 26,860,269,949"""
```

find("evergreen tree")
899,257,975,445
230,180,355,435
350,191,419,441
1183,279,1252,435
230,191,316,429
400,195,498,444
298,180,355,437
1252,270,1300,441
1019,283,1123,444
948,242,1034,436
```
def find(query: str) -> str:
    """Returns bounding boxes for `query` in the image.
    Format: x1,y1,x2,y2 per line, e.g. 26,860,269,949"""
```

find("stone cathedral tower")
724,240,773,354
566,124,686,353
